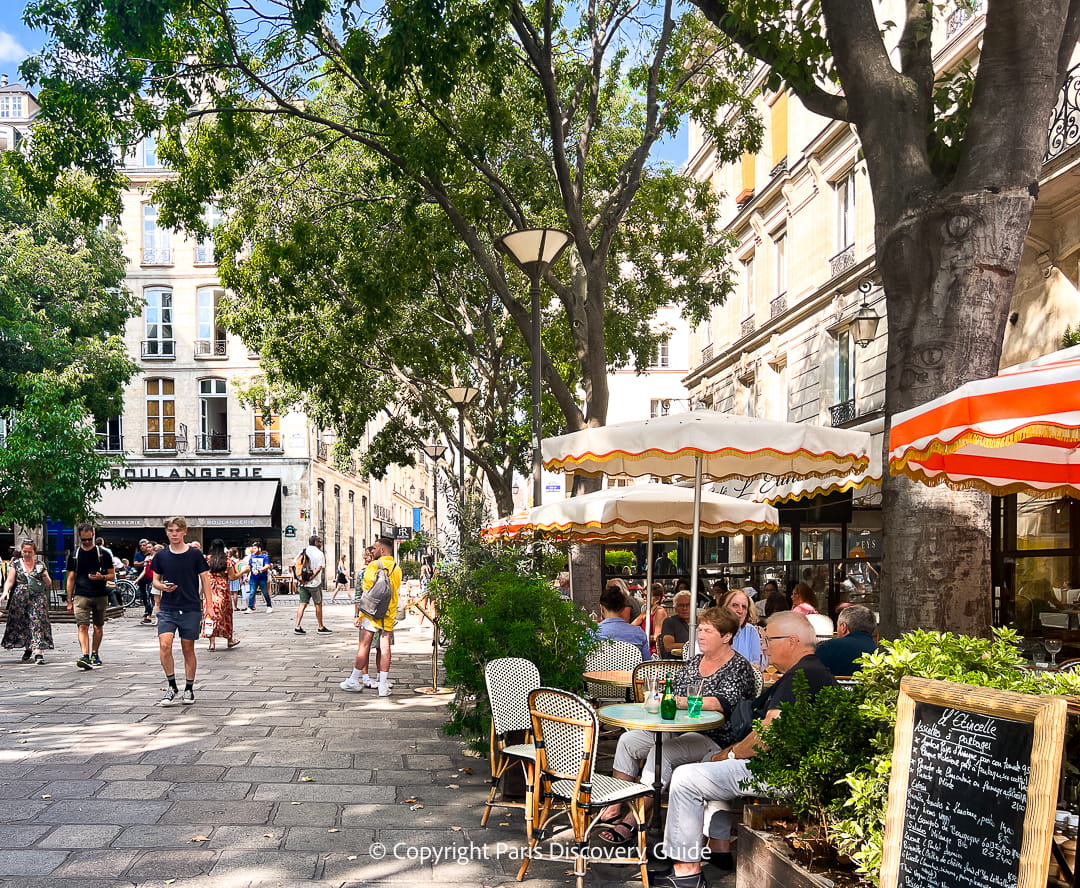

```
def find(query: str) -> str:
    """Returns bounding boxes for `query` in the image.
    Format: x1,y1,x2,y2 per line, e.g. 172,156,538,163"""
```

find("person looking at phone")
151,516,210,706
66,523,114,670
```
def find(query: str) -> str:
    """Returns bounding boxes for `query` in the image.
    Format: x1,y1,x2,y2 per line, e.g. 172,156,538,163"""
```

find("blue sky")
0,3,686,165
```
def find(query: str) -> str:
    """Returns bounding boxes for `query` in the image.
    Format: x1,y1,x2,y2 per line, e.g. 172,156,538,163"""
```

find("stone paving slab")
0,603,736,887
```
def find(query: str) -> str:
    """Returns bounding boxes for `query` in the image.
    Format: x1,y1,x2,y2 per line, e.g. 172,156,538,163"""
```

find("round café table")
597,702,724,826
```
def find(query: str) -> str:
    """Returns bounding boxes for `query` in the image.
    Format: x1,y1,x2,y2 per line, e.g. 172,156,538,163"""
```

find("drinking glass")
687,679,704,718
1046,638,1063,668
644,675,662,714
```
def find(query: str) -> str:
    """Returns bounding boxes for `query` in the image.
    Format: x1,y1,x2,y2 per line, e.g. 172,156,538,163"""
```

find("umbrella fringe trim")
889,464,1080,499
545,448,871,477
890,422,1080,464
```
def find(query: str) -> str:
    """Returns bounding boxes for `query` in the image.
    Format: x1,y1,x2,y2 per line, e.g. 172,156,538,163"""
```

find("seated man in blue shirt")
815,604,878,676
595,585,651,661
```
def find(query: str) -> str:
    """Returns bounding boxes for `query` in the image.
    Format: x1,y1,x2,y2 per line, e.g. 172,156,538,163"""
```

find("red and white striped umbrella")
888,346,1080,497
480,510,533,542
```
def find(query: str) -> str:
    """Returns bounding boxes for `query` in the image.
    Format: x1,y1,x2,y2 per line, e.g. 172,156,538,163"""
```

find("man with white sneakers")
339,537,401,697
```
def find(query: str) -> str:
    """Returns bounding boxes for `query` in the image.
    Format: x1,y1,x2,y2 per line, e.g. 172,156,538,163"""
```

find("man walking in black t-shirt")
66,523,114,670
151,516,210,706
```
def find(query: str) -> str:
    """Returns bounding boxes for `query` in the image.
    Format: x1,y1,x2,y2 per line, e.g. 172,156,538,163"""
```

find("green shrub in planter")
605,549,636,572
399,558,421,580
432,544,595,744
828,628,1080,885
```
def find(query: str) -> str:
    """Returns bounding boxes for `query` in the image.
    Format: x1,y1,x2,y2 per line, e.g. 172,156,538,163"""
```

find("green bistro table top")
597,701,725,733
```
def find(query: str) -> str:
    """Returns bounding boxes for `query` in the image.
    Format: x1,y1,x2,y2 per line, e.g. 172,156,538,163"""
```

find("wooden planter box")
735,823,833,888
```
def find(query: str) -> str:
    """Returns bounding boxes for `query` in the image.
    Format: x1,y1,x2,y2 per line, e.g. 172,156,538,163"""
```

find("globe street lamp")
495,228,572,508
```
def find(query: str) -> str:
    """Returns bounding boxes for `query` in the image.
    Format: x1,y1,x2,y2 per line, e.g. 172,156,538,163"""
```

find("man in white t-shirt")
294,535,329,635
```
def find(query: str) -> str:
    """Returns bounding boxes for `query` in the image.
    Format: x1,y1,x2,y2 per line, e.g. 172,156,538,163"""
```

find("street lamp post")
495,228,572,509
444,385,478,543
416,441,451,696
422,443,447,560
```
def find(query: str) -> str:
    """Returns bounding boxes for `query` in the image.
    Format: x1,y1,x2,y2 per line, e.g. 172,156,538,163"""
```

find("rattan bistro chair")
584,639,643,704
516,688,651,888
482,657,541,826
631,660,684,702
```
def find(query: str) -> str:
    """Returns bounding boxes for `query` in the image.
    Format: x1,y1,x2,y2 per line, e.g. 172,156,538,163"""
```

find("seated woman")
595,584,651,662
719,588,767,670
632,582,668,657
790,582,819,615
595,607,757,843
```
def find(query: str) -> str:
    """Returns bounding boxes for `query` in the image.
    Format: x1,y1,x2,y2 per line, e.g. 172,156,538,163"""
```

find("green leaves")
0,167,136,526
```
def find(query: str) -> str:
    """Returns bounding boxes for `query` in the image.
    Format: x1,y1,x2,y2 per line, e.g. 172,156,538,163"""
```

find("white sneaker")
266,607,273,613
339,677,363,692
378,684,392,697
361,675,376,688
242,608,251,613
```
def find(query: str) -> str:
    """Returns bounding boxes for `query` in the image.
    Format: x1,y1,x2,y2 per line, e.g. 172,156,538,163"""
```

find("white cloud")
0,30,29,65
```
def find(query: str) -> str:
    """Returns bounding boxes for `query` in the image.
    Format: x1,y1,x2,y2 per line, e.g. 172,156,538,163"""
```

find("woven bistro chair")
482,657,542,826
584,639,643,704
631,659,684,702
516,687,651,888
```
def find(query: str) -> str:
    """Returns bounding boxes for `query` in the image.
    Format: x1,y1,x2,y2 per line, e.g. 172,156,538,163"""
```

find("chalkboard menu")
897,702,1033,888
880,677,1068,888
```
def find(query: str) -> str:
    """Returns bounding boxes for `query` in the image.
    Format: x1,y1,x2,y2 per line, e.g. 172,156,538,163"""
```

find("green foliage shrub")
605,549,636,571
399,559,421,580
745,628,1080,885
431,540,595,744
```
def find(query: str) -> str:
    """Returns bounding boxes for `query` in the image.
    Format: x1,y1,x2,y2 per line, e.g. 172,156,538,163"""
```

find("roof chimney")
0,75,8,87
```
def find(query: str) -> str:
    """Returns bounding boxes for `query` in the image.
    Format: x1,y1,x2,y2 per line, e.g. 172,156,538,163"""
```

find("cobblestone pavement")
0,601,736,888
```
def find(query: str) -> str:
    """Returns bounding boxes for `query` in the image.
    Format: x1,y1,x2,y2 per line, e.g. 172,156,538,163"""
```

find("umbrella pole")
688,455,703,657
645,528,654,653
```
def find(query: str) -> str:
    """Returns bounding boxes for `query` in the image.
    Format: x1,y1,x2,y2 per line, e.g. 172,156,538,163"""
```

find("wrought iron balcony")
95,433,124,453
769,157,787,179
316,440,330,461
143,434,180,454
194,241,215,265
249,433,283,454
829,244,856,278
141,339,175,359
740,316,756,338
1046,62,1080,163
770,293,787,318
701,342,714,364
945,0,985,39
194,434,231,453
830,399,857,427
141,246,172,265
194,339,228,358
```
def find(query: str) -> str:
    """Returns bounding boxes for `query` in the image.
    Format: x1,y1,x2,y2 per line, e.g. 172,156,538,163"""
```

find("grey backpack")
358,561,394,620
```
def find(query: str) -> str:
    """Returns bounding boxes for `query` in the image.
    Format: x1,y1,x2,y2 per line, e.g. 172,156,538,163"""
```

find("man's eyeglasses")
763,634,792,645
79,536,94,543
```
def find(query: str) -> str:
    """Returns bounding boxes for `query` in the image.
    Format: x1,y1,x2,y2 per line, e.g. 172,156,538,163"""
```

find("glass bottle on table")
660,674,677,720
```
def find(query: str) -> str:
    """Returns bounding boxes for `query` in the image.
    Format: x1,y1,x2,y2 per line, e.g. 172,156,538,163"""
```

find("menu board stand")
880,677,1067,888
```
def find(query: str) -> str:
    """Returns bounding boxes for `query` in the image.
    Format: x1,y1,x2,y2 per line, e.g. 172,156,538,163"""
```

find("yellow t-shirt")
360,555,402,631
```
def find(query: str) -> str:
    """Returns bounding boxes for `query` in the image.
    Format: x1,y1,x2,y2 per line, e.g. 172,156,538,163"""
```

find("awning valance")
94,480,279,529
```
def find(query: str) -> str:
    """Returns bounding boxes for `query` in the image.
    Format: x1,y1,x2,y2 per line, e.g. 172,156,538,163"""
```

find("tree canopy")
18,0,761,516
0,169,137,527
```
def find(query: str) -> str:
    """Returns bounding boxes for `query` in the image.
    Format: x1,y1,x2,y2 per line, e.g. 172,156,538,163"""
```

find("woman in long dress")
202,539,239,650
2,539,54,664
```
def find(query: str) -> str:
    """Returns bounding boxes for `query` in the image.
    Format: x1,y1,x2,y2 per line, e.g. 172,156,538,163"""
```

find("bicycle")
113,579,139,609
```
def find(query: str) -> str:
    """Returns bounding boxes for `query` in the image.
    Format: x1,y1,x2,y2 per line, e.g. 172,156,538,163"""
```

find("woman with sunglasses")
1,539,54,664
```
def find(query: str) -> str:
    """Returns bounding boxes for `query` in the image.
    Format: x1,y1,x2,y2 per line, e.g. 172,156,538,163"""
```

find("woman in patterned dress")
2,539,54,664
595,606,758,842
202,539,239,651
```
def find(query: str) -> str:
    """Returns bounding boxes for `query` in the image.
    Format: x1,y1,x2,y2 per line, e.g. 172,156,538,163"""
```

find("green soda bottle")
660,674,677,720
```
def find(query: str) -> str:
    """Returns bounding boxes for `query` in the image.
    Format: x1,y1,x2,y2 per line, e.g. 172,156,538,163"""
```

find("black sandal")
595,818,635,844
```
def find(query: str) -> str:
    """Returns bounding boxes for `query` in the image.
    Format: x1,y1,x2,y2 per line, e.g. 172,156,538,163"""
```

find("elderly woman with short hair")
719,588,767,670
595,607,757,843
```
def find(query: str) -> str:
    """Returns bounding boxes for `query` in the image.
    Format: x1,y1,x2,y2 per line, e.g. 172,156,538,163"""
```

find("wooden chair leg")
481,755,506,826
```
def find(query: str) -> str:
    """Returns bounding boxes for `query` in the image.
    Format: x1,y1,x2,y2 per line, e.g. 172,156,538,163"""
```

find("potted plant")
737,628,1080,887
